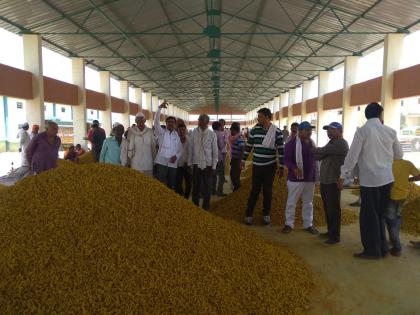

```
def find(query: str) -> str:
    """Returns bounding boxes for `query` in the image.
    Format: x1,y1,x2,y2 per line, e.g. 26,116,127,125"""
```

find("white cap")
135,112,145,118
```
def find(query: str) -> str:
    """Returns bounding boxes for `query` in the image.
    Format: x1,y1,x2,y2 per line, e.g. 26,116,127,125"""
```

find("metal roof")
0,0,419,112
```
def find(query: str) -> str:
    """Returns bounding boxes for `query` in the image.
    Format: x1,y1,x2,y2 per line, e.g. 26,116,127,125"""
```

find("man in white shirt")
154,102,182,190
125,112,157,177
339,103,403,259
17,122,30,167
188,114,218,210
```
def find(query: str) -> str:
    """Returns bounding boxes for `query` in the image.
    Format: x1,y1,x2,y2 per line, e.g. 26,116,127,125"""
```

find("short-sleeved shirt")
230,135,245,159
391,159,420,201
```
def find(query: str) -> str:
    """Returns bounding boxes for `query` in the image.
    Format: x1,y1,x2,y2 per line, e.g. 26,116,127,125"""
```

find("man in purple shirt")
26,121,61,174
283,121,319,234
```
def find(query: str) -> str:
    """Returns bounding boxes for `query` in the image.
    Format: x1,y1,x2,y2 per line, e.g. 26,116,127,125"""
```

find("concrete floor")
252,192,420,315
212,179,420,314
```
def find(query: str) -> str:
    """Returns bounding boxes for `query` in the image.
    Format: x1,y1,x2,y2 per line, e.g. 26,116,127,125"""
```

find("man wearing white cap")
124,111,156,176
17,122,30,166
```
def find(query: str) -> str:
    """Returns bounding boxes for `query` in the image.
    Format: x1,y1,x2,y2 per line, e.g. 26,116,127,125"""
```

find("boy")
386,158,420,256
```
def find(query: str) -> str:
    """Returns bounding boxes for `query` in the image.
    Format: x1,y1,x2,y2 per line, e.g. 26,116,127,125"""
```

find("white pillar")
152,95,159,126
152,95,159,112
317,71,331,146
382,34,404,131
99,71,112,135
274,96,280,126
288,89,296,126
280,93,289,127
268,100,274,115
342,56,360,143
120,81,130,129
23,34,45,130
168,104,174,117
134,88,143,110
134,87,142,111
71,57,87,145
144,92,152,127
302,80,312,122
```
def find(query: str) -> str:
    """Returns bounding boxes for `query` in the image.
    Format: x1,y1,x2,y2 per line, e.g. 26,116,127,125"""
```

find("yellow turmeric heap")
0,164,312,314
211,168,357,226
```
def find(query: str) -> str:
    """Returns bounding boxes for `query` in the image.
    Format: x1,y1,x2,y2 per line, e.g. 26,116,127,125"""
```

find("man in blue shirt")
100,124,126,165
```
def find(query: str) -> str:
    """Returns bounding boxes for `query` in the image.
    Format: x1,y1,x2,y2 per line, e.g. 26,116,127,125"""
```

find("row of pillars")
22,34,189,145
246,34,404,146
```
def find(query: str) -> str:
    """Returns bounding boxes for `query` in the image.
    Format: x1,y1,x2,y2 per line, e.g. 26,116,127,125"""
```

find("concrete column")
302,80,312,122
288,89,296,126
342,56,360,143
71,57,87,145
99,71,112,135
280,93,289,127
184,110,188,125
120,81,130,129
274,96,280,126
144,92,152,111
168,104,174,117
382,34,404,131
152,95,159,125
144,92,152,127
268,100,274,113
133,87,142,111
23,34,45,130
152,95,159,112
268,100,275,126
317,71,331,146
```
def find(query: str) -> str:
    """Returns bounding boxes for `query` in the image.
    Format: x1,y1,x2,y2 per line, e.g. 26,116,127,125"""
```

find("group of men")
15,100,420,258
243,102,420,259
96,101,245,210
17,123,40,167
16,121,61,175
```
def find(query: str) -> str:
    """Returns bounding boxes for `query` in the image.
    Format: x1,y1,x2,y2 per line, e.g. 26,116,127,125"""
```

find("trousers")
359,183,392,257
320,183,341,241
212,160,225,194
384,199,404,252
285,181,315,229
156,164,177,190
192,165,213,210
175,165,192,199
246,163,276,217
230,158,241,191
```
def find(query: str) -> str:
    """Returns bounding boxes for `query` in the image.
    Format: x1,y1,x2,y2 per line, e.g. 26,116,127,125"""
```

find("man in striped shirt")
242,108,285,226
